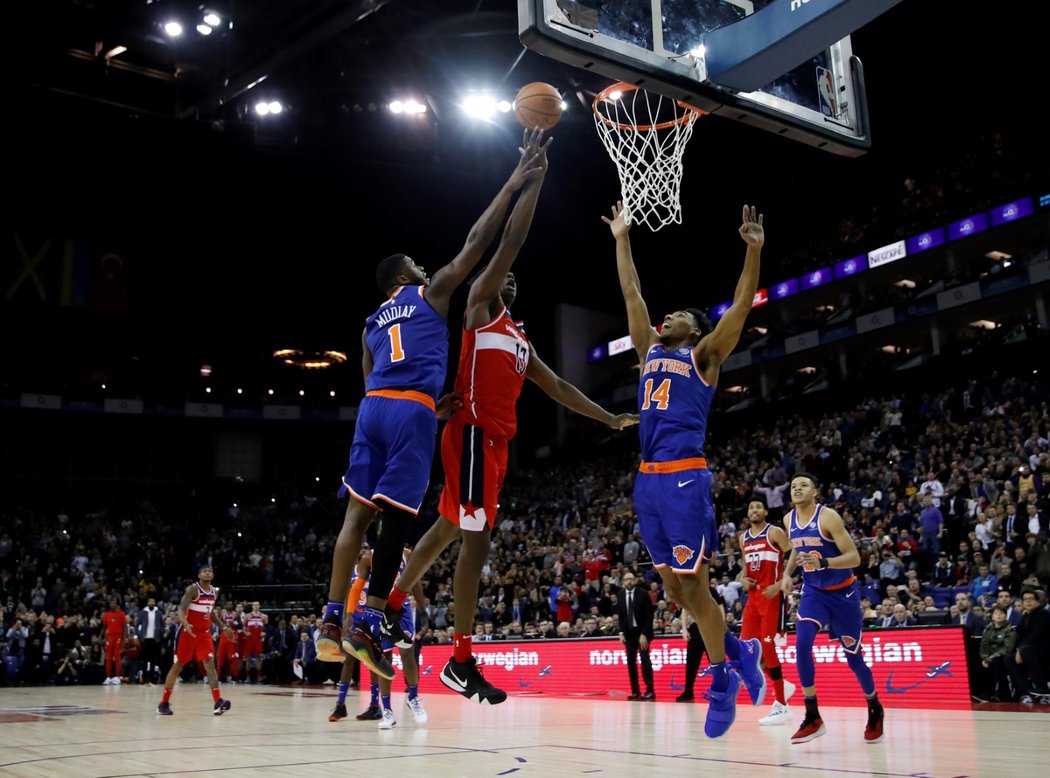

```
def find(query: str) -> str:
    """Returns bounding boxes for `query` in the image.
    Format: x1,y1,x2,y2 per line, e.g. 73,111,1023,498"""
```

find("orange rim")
592,82,705,131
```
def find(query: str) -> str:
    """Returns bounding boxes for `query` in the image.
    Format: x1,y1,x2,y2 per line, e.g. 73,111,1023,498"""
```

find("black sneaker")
156,702,173,715
213,698,231,716
356,704,382,720
329,703,348,722
440,657,507,705
381,605,410,648
345,626,395,680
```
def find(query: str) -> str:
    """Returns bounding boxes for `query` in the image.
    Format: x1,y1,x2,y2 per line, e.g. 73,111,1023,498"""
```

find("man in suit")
135,597,165,684
293,631,318,684
1013,588,1050,702
617,571,655,700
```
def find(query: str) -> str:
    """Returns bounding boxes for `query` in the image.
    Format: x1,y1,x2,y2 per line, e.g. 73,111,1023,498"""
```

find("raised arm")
695,205,764,375
525,347,638,430
427,129,546,312
466,134,552,328
602,201,659,360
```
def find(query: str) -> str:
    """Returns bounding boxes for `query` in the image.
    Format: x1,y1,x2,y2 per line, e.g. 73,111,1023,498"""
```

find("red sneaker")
864,704,884,744
790,715,826,744
315,622,345,662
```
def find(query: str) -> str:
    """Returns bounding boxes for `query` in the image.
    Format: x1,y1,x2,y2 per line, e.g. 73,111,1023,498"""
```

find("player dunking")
739,498,796,725
779,473,884,744
156,565,235,716
602,202,767,738
316,130,550,677
380,152,636,705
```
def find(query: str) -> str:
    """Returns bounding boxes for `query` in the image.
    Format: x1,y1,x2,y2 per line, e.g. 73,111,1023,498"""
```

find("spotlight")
203,12,221,26
196,24,213,36
164,21,183,37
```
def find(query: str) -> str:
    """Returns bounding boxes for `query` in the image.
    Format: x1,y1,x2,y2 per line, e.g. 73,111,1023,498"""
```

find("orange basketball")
514,82,563,130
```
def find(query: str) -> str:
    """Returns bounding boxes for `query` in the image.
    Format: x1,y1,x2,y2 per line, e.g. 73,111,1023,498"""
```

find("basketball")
514,82,563,130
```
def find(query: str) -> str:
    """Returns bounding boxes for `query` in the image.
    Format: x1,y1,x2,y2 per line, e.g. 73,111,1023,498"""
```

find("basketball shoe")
316,622,345,662
356,704,382,720
440,657,507,705
864,701,884,743
380,605,411,649
790,714,826,744
759,700,791,726
213,698,231,716
406,696,428,724
378,708,396,730
344,625,395,680
701,669,741,739
734,638,767,706
328,703,348,722
156,703,173,715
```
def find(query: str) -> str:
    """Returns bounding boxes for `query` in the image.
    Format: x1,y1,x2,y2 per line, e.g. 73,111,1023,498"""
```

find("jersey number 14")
641,378,671,410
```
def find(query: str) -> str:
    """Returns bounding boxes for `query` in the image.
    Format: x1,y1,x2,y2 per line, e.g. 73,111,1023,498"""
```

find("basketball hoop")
592,83,704,232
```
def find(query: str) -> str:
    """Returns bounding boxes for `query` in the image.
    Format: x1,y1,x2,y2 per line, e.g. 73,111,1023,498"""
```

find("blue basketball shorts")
797,580,865,653
634,465,717,573
341,393,437,514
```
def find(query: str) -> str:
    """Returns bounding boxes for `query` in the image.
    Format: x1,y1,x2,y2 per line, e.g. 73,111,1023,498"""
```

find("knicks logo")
672,545,695,565
841,635,858,649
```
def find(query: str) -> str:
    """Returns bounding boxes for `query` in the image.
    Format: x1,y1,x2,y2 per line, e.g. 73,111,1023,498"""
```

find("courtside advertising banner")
400,627,970,709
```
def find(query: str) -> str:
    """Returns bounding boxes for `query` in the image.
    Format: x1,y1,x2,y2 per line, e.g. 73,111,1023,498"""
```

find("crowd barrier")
403,626,970,709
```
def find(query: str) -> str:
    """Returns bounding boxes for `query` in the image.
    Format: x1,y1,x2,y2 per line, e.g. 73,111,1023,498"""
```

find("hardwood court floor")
1,683,1047,777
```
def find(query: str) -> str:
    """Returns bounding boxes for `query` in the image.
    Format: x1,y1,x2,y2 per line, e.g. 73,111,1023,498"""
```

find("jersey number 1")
388,323,406,363
641,378,671,410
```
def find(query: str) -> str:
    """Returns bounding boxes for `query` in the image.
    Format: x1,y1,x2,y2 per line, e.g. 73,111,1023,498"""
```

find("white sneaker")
759,700,792,726
378,708,396,730
783,679,796,701
103,677,115,685
406,696,428,724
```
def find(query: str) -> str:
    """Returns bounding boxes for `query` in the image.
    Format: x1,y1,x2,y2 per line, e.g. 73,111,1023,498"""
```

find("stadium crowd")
3,362,1048,700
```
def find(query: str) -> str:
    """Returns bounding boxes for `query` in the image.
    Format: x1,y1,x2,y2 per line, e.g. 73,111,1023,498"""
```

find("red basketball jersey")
454,307,530,439
245,612,266,638
186,583,217,631
741,524,783,590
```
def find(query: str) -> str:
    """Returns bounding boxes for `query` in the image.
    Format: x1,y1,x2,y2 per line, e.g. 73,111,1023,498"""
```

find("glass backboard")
520,0,877,156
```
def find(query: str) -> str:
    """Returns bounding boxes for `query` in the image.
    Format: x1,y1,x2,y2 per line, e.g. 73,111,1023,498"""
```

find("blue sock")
381,694,391,711
370,682,379,706
723,631,742,661
337,681,349,706
324,601,344,625
407,683,418,701
709,661,729,693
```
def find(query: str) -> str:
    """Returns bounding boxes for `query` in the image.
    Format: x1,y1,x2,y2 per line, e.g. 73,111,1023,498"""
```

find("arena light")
164,21,183,37
797,366,817,374
969,320,997,330
254,100,283,116
104,45,127,60
389,99,427,115
463,94,498,119
203,12,221,26
497,100,512,113
894,279,916,288
196,23,213,36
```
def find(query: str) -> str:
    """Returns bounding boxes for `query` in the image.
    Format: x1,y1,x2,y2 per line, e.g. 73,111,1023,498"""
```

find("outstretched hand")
738,204,764,248
507,128,552,190
601,200,631,240
608,412,639,430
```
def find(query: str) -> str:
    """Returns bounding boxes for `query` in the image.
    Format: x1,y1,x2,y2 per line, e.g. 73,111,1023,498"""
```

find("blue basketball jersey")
637,344,715,462
787,504,853,589
364,285,448,400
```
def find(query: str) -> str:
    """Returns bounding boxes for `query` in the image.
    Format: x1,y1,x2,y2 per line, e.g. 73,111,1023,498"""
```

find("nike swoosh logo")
677,480,695,488
846,591,855,598
445,668,468,688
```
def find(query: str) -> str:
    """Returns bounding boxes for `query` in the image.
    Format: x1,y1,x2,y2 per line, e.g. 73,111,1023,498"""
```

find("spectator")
890,603,916,628
918,495,945,565
1014,589,1050,704
616,572,654,701
970,565,999,608
980,605,1017,701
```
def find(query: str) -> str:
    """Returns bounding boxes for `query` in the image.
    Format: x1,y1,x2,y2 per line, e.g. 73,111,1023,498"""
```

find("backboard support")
519,0,898,157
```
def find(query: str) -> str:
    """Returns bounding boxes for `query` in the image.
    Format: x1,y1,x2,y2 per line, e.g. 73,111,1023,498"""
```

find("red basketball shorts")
439,415,507,532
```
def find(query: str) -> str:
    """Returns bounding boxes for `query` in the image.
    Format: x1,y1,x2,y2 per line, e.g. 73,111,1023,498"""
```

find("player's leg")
829,591,883,743
320,499,375,660
439,426,508,705
790,588,829,744
157,653,184,714
399,642,427,723
330,657,356,721
757,601,792,725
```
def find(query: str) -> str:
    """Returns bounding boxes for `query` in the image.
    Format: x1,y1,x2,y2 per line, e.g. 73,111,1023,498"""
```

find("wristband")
818,557,830,570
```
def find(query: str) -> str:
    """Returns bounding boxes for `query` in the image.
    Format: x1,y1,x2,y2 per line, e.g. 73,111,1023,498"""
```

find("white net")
593,85,702,232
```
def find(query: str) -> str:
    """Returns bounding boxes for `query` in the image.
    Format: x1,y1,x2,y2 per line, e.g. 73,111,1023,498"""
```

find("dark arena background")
2,1,1048,776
